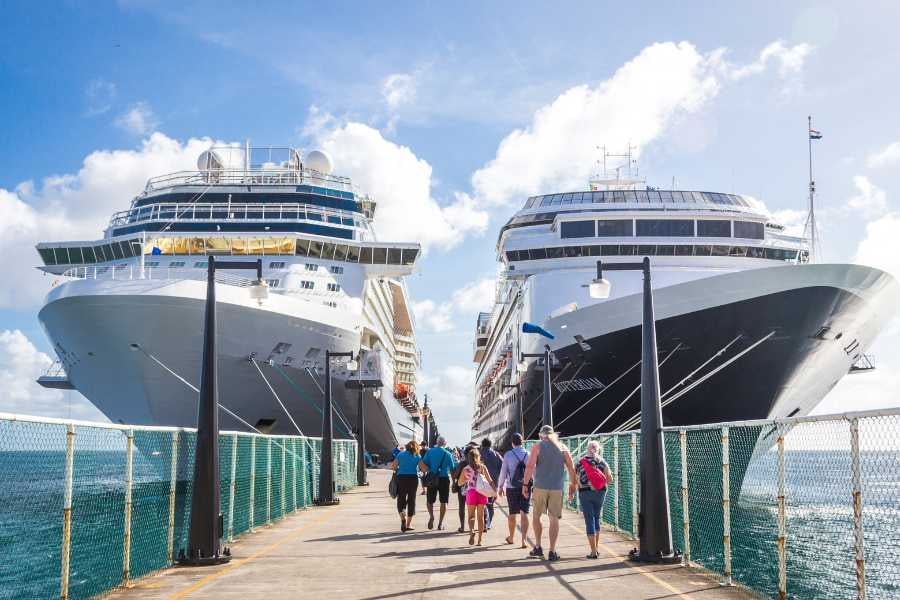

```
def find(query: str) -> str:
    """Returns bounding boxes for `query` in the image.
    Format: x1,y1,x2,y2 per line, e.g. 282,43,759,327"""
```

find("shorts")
426,477,451,504
531,487,563,519
465,488,488,506
505,487,530,515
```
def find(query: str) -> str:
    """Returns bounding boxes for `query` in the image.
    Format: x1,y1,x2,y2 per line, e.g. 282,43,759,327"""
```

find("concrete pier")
111,470,754,599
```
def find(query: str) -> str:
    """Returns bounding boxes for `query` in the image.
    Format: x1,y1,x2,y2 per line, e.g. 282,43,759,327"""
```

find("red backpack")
579,458,607,491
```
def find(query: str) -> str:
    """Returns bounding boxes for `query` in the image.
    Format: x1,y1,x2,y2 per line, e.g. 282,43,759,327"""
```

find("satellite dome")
305,150,333,174
197,149,225,172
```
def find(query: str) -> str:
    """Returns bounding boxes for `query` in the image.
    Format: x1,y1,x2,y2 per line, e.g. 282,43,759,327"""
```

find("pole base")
628,547,682,565
314,497,340,506
357,481,370,487
176,547,232,567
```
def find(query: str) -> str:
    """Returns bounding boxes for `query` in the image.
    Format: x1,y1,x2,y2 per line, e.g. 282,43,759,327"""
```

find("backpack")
510,450,528,488
579,457,607,491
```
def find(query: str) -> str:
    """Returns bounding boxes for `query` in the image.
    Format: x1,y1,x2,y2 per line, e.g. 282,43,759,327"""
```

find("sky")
1,1,900,444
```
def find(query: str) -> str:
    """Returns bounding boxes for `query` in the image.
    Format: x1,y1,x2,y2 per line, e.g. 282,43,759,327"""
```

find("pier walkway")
111,470,752,599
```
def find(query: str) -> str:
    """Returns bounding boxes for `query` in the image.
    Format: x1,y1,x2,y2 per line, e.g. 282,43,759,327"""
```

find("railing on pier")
0,413,357,600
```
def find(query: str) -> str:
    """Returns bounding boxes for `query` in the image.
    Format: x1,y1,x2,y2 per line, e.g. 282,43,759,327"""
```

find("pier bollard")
60,424,76,600
227,434,237,542
122,429,134,586
850,418,866,600
680,429,691,565
721,426,732,586
777,429,787,599
167,431,180,564
249,437,256,530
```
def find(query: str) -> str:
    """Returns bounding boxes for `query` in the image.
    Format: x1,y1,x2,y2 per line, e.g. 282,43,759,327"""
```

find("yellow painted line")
562,516,692,599
168,496,357,600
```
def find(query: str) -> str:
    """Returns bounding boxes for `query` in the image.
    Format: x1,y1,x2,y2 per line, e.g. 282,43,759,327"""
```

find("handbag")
475,470,496,498
388,472,399,498
579,458,608,491
422,450,447,488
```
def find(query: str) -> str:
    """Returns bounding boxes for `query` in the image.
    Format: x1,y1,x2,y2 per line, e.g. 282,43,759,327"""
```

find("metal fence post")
167,431,179,565
281,439,287,518
850,418,866,600
613,435,619,532
680,429,691,565
60,424,76,600
122,429,134,586
227,433,237,541
777,428,787,600
291,438,298,513
630,432,638,540
249,436,256,531
722,426,732,586
266,437,272,524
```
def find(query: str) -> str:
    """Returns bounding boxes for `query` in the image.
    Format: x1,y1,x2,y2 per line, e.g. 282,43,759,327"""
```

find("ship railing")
108,201,364,228
528,407,900,599
0,411,358,600
60,265,258,288
143,168,355,194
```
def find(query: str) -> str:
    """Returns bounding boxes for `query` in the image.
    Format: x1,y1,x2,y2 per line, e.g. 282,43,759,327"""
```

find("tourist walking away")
390,440,421,532
522,425,577,561
576,440,613,558
480,438,503,530
420,436,457,530
496,433,530,547
458,448,496,546
452,442,478,532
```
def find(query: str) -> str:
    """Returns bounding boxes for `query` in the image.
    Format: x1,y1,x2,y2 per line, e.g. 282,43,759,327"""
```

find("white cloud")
382,73,416,110
115,102,159,135
412,299,454,333
412,277,495,333
0,329,105,420
304,111,489,251
867,142,900,168
0,133,216,308
770,208,807,237
84,78,117,116
451,278,496,313
847,175,888,219
469,40,812,208
418,364,475,444
854,212,900,280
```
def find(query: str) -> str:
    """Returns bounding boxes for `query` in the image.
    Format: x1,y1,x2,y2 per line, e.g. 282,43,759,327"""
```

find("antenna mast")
804,116,822,262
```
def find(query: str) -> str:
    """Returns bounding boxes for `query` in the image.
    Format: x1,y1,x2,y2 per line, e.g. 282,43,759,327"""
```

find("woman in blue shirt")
390,440,421,532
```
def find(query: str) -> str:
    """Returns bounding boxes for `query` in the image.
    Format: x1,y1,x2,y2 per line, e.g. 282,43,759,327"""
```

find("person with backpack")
479,438,503,531
451,442,478,532
496,433,530,547
575,440,614,559
420,436,456,530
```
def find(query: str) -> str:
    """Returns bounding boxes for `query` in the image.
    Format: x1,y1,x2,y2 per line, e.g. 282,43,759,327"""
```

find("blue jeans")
579,488,607,535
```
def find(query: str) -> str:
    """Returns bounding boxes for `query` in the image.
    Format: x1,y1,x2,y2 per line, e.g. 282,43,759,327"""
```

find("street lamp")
316,349,354,505
592,258,678,564
178,256,267,566
346,351,382,487
420,395,431,447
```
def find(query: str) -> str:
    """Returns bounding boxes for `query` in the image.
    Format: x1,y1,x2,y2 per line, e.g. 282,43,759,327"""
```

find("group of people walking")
388,425,613,561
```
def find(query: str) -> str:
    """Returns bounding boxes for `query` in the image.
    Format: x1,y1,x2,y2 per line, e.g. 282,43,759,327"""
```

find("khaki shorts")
531,487,564,519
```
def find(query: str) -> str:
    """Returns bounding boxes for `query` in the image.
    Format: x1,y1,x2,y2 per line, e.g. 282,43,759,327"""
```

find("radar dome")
304,150,333,174
197,149,225,171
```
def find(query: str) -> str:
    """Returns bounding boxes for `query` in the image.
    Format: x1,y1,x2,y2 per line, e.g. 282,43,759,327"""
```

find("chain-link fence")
532,408,899,600
0,413,357,600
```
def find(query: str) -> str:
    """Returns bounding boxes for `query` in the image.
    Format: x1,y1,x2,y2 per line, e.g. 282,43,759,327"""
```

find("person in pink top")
456,448,495,546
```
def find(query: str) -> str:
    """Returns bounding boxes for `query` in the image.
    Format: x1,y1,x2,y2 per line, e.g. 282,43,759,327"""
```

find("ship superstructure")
472,157,898,447
36,144,426,456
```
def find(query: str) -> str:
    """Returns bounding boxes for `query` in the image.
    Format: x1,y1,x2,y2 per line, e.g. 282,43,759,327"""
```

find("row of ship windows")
39,236,419,267
559,219,764,240
526,190,749,208
143,260,344,275
506,244,804,262
123,205,360,228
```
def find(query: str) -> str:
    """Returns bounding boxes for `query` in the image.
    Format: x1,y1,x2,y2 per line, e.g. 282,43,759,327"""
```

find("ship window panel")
786,250,799,261
549,195,563,205
613,191,625,203
564,246,583,257
637,245,656,256
334,244,349,261
172,238,190,255
187,238,204,255
747,246,765,258
341,217,354,226
194,261,208,268
691,191,705,203
506,250,518,262
346,245,360,263
300,280,314,289
327,215,342,225
193,206,212,220
38,248,57,265
623,191,637,203
264,206,281,220
600,245,619,256
111,243,125,260
307,212,323,221
587,245,603,256
307,240,324,258
93,245,106,262
205,238,231,255
372,247,387,264
359,246,373,264
248,239,266,255
230,238,248,255
619,244,637,255
246,207,263,219
734,221,764,240
657,245,675,256
82,247,97,264
281,207,299,220
697,220,731,237
169,261,186,268
528,248,547,260
561,193,575,205
320,242,336,260
546,247,565,259
636,219,693,237
729,246,748,257
401,248,418,265
646,190,661,202
695,245,712,256
560,220,596,239
103,244,117,260
674,245,694,256
159,205,176,219
711,245,730,256
295,239,310,256
596,220,633,237
259,238,281,255
635,191,649,203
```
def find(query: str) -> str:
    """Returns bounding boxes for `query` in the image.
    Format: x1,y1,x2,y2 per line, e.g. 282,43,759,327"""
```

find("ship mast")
804,116,822,262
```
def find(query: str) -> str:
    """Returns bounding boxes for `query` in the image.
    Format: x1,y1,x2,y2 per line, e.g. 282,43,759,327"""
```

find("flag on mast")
809,128,823,140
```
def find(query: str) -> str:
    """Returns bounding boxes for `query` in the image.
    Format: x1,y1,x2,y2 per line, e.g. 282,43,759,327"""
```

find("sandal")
586,551,599,560
505,536,514,545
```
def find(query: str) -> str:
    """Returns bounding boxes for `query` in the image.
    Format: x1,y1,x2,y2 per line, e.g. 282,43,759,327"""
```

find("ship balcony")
108,202,364,230
143,167,357,195
473,334,488,363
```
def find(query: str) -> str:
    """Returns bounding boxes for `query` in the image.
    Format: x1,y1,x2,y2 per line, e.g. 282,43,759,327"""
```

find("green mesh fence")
0,415,356,600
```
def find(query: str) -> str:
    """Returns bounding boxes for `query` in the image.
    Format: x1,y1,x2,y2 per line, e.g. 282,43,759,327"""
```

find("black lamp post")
178,256,266,566
421,395,430,447
521,345,554,430
316,349,354,505
590,258,678,563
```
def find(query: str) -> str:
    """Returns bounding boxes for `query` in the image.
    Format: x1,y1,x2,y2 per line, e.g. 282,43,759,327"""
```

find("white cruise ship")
35,144,426,457
472,164,898,447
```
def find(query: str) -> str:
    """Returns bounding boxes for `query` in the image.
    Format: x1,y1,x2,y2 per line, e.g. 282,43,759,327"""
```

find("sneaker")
548,550,560,562
427,516,434,530
529,546,544,558
585,552,599,560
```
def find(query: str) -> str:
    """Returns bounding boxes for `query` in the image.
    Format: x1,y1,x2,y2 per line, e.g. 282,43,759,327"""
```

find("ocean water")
0,448,897,599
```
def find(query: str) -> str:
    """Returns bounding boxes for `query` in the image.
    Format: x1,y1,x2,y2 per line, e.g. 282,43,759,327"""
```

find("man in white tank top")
522,425,577,561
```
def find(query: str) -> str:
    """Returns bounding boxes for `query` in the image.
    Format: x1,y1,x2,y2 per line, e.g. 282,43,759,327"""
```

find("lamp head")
248,279,269,304
589,277,611,299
